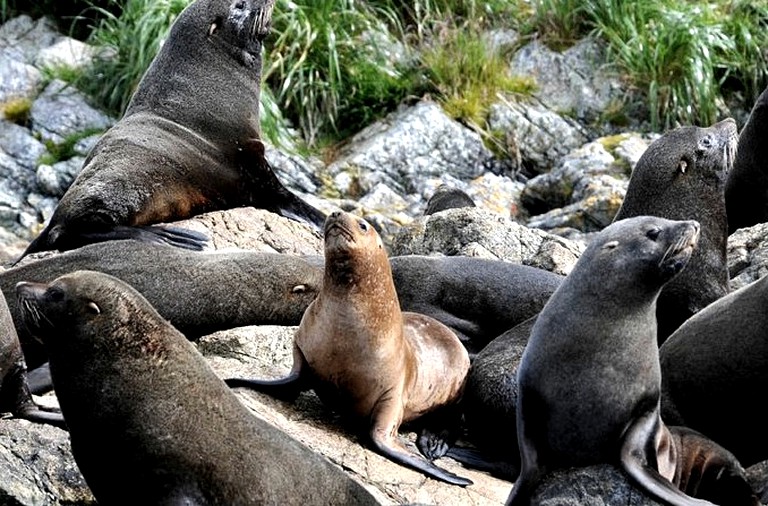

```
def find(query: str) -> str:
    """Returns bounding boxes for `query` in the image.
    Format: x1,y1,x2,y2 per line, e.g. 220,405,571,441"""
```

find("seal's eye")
358,221,368,232
646,227,661,240
291,284,307,294
46,287,65,303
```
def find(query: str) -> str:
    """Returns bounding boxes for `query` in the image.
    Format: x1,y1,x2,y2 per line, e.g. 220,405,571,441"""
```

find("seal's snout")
16,281,52,332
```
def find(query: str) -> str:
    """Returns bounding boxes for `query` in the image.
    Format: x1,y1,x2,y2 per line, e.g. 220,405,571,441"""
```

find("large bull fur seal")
18,0,325,261
16,270,378,505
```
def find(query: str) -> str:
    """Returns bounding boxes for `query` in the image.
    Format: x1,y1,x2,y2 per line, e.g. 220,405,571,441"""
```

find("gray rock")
30,79,113,144
487,97,588,176
527,464,665,505
0,418,94,506
0,57,42,104
390,207,583,275
0,119,46,169
266,145,322,194
34,37,96,71
727,223,768,290
0,16,60,64
35,157,84,197
510,38,623,123
329,101,496,196
483,28,520,54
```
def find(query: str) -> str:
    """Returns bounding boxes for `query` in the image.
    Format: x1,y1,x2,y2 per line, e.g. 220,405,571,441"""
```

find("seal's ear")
208,22,218,37
291,284,307,294
86,301,101,315
678,160,687,174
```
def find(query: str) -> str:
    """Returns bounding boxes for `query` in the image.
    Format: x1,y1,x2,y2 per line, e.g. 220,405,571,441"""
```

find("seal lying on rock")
18,0,325,261
613,119,737,342
227,211,472,486
508,216,758,505
3,240,322,376
16,270,378,505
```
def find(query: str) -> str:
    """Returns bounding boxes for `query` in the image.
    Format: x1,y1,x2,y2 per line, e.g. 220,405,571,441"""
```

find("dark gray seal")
19,0,325,261
16,270,379,505
227,211,472,486
424,184,476,215
660,272,768,468
0,287,64,427
4,240,322,376
726,85,768,233
613,118,737,342
390,255,562,354
508,216,757,505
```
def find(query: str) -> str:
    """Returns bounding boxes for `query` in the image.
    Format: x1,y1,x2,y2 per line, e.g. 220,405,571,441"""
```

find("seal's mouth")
658,223,700,277
252,0,275,39
16,282,54,335
324,221,354,243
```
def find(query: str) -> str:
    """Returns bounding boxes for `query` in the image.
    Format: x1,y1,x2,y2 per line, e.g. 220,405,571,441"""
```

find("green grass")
38,127,106,166
1,97,32,126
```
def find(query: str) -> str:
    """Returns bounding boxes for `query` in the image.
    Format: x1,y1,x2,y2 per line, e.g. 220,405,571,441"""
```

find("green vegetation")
38,128,105,166
1,97,32,126
11,0,768,152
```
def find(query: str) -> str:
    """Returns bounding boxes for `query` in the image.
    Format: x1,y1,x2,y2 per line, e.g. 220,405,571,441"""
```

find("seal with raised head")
613,119,737,342
227,211,473,486
3,240,322,378
390,256,562,354
660,272,768,468
508,216,758,505
18,0,325,260
725,85,768,233
16,270,379,505
0,287,64,428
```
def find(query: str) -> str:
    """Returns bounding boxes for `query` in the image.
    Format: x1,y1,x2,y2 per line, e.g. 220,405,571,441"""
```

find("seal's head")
321,211,388,289
205,0,276,65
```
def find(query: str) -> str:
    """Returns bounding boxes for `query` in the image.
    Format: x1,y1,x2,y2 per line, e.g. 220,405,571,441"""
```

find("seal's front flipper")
239,139,327,232
16,404,67,429
27,363,53,395
99,225,208,251
621,409,714,505
3,369,66,429
224,372,306,402
444,446,519,481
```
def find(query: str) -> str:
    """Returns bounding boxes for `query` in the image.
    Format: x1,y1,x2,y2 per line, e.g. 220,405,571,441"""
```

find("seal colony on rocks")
16,270,379,505
17,0,326,262
227,211,472,486
613,119,737,342
507,216,758,505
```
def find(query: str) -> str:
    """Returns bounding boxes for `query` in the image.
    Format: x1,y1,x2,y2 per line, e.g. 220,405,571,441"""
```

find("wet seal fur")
508,216,758,506
613,119,737,342
16,270,378,505
3,240,322,378
19,0,325,261
227,211,472,486
660,272,768,468
0,287,64,427
726,85,768,233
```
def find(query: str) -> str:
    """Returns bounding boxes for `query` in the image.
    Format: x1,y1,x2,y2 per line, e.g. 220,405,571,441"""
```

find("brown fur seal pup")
16,270,379,505
508,216,757,505
660,273,768,468
389,255,562,354
613,119,737,342
4,240,322,376
0,288,64,428
424,184,476,215
227,211,473,486
19,0,325,261
726,85,768,233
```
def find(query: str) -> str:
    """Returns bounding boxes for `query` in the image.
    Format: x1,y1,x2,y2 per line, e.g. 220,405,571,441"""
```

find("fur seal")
16,270,379,505
726,85,768,233
613,119,737,342
3,240,322,376
424,184,476,215
390,255,562,353
508,216,757,505
19,0,325,260
0,287,64,427
226,211,473,486
660,272,768,468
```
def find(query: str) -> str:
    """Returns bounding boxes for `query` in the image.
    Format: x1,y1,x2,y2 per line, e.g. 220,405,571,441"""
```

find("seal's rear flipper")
444,446,519,481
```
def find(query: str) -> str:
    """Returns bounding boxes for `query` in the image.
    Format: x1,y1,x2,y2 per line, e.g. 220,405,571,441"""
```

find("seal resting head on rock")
613,119,737,342
227,211,473,486
17,0,325,262
508,216,758,506
16,270,379,505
